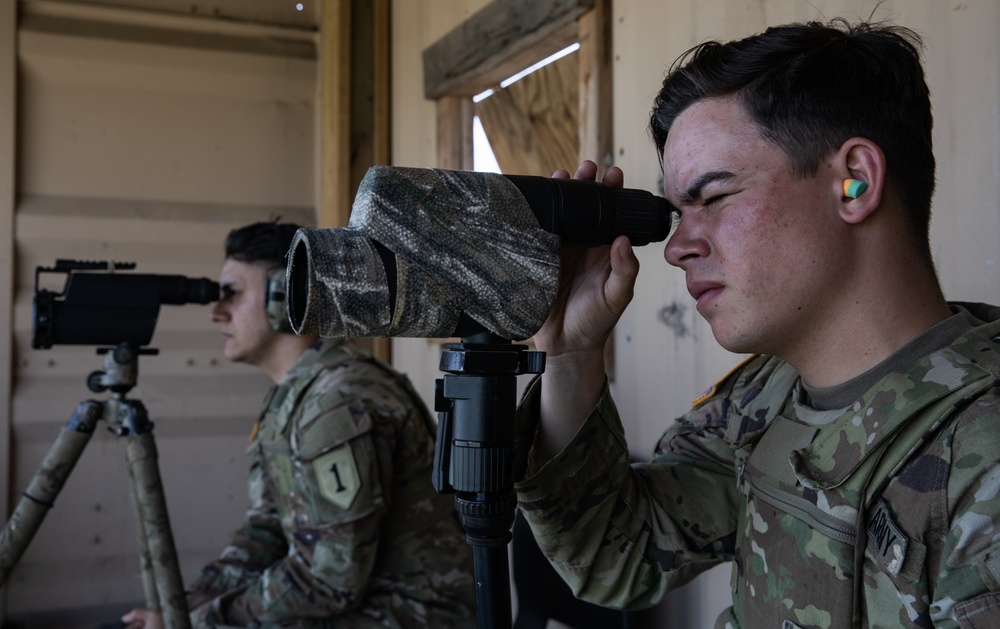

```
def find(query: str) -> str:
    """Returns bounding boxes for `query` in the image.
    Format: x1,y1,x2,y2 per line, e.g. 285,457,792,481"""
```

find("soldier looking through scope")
513,17,1000,629
120,220,476,629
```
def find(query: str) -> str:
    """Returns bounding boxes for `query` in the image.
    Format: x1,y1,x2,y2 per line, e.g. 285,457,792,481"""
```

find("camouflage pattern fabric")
288,166,561,340
515,302,1000,628
187,338,476,628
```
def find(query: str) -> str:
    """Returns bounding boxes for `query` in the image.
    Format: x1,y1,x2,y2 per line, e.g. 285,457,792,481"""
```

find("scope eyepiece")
502,175,671,247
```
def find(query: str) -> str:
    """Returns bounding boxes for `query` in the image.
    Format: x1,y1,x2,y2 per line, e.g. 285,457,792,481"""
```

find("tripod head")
86,342,160,396
432,328,544,627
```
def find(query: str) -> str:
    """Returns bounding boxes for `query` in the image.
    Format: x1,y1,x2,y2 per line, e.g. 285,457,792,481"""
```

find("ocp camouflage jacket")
188,339,476,628
516,303,1000,628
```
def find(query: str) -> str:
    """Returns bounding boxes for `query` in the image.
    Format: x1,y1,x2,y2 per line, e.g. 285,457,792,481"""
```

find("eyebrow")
680,170,737,204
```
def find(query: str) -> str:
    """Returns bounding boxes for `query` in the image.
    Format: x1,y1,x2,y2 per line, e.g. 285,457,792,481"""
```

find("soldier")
123,221,476,628
514,18,1000,629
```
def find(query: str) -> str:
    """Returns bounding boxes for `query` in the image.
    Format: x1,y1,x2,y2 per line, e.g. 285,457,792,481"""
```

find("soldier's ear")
836,138,884,225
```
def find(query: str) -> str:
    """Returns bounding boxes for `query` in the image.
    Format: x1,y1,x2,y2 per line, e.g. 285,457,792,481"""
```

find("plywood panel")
18,30,316,206
6,6,320,618
475,53,578,177
422,0,591,98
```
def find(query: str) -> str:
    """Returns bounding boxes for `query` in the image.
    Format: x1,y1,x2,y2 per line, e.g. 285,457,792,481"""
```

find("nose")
211,300,228,322
663,219,708,268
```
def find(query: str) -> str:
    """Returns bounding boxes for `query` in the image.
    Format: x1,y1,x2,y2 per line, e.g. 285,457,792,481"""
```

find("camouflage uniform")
187,338,476,628
516,303,1000,628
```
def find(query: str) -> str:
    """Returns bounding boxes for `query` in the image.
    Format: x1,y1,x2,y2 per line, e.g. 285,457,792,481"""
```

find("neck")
785,237,951,388
261,335,319,383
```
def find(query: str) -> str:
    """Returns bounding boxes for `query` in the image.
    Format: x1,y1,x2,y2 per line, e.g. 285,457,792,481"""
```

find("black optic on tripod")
32,259,219,349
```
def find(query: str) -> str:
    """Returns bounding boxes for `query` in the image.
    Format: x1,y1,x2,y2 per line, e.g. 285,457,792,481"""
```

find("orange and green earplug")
843,178,868,199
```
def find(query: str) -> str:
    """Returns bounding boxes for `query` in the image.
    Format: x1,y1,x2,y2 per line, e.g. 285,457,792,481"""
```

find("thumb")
606,236,639,311
121,609,142,624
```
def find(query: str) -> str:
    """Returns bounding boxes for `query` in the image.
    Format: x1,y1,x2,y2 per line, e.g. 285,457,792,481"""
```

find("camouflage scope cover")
288,166,561,340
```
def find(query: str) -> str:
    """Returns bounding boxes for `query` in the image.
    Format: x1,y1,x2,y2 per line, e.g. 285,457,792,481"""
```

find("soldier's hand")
121,608,164,629
534,160,638,359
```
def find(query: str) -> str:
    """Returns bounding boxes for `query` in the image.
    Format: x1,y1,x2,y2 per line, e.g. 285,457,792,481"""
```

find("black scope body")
33,260,219,349
502,174,671,247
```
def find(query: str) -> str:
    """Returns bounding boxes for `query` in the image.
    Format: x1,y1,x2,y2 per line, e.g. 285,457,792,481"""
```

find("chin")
223,349,244,363
708,324,761,356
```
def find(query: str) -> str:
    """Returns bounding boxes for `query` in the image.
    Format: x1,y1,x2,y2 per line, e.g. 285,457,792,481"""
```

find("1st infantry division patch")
313,444,361,509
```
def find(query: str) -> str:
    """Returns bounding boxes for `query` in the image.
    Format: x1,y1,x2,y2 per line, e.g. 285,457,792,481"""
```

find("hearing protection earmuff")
264,266,294,333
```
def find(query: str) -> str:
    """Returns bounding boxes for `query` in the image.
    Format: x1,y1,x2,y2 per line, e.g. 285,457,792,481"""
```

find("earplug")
843,179,868,199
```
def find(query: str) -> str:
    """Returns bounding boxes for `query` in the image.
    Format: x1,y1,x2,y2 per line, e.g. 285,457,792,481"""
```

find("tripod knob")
87,370,108,393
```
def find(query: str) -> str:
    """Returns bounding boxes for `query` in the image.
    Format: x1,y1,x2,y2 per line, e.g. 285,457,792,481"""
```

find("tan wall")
389,0,1000,626
4,0,317,621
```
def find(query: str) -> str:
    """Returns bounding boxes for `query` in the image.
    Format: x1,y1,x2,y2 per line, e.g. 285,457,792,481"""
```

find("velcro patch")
868,498,909,575
312,444,361,510
691,354,757,407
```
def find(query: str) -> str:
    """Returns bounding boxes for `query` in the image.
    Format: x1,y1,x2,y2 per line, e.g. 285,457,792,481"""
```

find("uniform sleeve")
515,377,740,610
187,458,288,598
199,370,393,626
930,388,1000,628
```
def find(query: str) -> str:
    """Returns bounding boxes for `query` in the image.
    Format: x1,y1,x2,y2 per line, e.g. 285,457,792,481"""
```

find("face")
662,96,850,358
211,258,281,366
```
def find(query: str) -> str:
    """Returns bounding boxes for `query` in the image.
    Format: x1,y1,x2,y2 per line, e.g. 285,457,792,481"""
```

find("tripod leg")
127,453,161,614
123,431,191,629
0,401,102,586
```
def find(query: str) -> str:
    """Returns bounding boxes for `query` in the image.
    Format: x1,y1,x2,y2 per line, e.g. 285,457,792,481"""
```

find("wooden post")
319,0,352,229
436,96,474,170
577,0,612,171
0,0,15,559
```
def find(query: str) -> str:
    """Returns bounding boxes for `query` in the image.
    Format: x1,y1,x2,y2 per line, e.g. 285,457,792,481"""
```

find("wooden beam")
319,0,351,228
373,0,391,166
577,0,612,172
436,96,473,170
0,0,14,536
423,0,593,99
370,0,391,363
577,0,616,381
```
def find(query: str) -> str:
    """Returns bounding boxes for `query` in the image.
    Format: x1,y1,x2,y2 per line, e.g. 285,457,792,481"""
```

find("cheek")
715,202,806,297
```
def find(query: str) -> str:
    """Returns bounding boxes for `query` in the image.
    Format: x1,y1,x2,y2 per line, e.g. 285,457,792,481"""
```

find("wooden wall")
3,0,317,621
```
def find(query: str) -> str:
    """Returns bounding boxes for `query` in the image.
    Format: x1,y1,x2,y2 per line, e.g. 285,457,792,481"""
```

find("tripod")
432,331,545,629
0,343,191,629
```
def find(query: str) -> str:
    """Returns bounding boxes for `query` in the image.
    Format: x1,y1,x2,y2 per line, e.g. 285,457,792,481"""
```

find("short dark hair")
649,19,934,256
225,220,302,267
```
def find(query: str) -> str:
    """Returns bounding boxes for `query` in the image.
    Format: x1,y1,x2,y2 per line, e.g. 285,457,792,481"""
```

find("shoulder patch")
691,355,758,408
312,444,361,510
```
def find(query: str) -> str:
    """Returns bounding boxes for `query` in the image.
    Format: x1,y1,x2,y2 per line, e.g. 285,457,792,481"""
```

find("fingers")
602,166,624,188
121,609,143,629
606,236,640,311
554,161,624,188
572,160,599,181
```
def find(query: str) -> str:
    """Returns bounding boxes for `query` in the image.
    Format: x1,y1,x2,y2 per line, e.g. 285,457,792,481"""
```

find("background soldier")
123,220,476,628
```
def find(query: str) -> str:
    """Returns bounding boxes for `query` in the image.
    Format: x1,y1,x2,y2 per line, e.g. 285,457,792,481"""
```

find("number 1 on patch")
313,444,361,509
